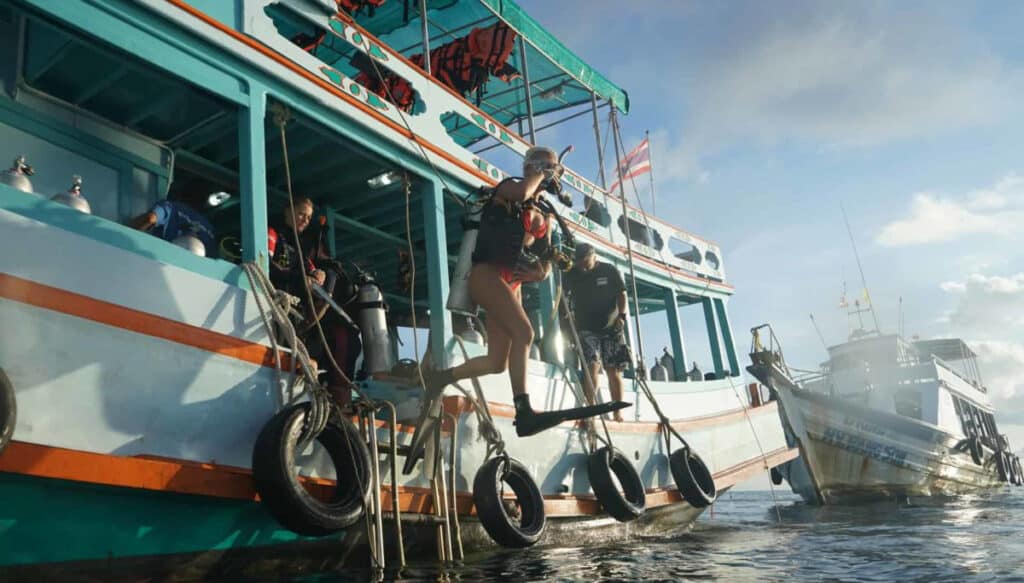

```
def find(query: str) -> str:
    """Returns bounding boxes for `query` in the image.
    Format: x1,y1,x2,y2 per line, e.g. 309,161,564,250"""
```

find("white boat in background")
748,325,1023,504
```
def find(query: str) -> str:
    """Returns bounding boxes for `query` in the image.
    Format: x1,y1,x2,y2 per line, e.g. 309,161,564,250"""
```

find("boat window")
6,7,242,263
893,389,922,420
582,198,611,227
618,215,661,249
704,251,720,271
668,237,702,265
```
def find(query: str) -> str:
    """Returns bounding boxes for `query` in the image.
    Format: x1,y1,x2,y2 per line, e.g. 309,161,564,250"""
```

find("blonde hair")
523,146,557,173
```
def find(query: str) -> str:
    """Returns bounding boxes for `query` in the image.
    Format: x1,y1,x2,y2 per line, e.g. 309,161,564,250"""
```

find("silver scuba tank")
457,315,485,344
659,347,676,381
355,275,395,375
1,156,35,194
172,233,206,256
51,175,92,214
650,359,669,382
446,206,482,316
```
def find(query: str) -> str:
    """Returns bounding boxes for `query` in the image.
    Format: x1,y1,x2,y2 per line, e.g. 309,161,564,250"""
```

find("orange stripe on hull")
0,440,798,518
0,272,290,370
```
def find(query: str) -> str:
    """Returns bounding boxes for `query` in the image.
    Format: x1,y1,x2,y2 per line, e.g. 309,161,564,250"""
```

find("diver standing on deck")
421,147,629,437
565,243,631,421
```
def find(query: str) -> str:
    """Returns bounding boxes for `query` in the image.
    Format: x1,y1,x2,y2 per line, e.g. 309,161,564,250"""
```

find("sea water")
290,489,1023,582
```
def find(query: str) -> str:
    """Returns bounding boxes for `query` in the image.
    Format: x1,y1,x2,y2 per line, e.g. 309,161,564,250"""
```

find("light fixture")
207,191,232,207
367,170,400,189
539,82,566,100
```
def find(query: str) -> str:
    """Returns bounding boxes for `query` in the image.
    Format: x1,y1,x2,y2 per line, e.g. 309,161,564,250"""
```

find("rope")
610,114,782,518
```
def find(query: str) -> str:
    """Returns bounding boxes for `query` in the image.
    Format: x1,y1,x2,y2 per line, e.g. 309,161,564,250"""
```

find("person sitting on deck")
130,192,215,257
565,243,631,422
420,147,622,437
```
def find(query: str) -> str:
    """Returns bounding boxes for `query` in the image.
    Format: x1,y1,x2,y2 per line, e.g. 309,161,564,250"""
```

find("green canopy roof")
267,0,628,146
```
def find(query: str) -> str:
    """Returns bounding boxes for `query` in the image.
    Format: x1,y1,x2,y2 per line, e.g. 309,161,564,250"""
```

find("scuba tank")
1,156,35,194
650,359,669,382
172,234,206,256
659,347,676,382
457,315,485,344
50,175,92,214
353,274,395,375
540,326,564,367
446,206,482,316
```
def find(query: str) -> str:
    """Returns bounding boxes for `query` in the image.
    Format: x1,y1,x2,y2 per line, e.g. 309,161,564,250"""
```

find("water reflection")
288,489,1023,582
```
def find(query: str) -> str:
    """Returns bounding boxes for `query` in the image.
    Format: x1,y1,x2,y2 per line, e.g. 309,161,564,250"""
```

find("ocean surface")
293,488,1024,582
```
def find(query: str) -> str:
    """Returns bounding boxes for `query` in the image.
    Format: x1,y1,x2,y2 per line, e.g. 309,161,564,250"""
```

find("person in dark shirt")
131,196,216,257
268,197,326,297
564,243,630,421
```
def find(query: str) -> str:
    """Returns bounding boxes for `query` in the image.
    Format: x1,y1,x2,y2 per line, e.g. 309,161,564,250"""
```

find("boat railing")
933,356,987,394
239,0,727,283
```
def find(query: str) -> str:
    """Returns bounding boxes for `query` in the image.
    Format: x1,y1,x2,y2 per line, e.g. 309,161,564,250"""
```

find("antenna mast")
840,203,881,334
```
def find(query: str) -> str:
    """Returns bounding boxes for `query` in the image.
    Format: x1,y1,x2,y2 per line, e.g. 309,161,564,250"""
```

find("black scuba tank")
472,198,527,268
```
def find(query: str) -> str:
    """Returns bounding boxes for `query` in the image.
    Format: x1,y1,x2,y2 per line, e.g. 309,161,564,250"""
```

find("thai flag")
608,137,651,194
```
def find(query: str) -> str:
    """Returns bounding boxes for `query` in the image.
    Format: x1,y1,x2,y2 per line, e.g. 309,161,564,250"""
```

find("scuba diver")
419,147,630,440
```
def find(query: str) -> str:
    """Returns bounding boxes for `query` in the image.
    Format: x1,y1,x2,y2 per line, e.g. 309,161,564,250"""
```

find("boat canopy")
270,0,629,145
913,339,977,362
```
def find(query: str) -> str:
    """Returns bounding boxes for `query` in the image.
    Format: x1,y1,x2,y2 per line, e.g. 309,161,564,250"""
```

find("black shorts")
579,329,631,370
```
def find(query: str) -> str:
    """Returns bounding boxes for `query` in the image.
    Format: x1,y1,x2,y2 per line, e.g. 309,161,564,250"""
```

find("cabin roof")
913,338,977,362
271,0,628,147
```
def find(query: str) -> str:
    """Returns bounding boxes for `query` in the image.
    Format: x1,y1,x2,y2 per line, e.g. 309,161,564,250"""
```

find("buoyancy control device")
353,274,394,375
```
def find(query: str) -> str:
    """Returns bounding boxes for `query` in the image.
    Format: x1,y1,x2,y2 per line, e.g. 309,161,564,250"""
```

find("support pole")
610,108,647,375
702,297,724,378
325,205,337,257
518,36,536,143
664,288,687,381
590,92,608,190
239,84,268,272
419,0,431,75
713,298,740,376
421,179,452,368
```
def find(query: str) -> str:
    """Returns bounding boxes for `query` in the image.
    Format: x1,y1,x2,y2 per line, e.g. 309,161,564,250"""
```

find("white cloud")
877,174,1024,247
938,272,1024,425
608,3,1020,183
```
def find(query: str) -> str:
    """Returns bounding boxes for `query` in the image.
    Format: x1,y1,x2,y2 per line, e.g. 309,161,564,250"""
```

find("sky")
513,0,1024,484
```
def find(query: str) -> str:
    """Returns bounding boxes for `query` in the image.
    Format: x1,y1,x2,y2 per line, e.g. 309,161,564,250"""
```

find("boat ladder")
360,402,463,570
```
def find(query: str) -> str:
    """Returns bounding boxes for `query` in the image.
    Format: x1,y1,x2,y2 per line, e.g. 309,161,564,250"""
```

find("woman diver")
421,146,629,438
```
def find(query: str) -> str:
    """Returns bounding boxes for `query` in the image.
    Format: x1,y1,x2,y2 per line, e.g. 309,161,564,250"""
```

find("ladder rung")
380,511,448,525
372,442,413,457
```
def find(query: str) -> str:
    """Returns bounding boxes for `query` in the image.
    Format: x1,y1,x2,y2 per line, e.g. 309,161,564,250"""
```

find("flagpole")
646,129,656,215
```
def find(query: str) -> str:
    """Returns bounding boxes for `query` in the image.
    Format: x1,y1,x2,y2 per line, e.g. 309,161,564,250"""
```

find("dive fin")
515,401,631,438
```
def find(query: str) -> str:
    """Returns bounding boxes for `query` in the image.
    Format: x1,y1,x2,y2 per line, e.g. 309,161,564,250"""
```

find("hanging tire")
968,437,984,466
252,403,372,536
670,448,716,508
770,466,784,486
587,446,646,522
995,450,1010,483
0,368,15,454
472,456,546,548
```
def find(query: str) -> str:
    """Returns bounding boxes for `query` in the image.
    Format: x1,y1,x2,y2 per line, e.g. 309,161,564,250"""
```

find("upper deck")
163,0,730,292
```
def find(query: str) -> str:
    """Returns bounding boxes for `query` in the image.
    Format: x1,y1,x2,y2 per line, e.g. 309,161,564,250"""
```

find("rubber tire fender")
770,466,784,486
995,450,1010,483
968,437,984,466
587,446,646,522
252,403,372,536
670,448,716,508
0,368,15,454
472,456,546,548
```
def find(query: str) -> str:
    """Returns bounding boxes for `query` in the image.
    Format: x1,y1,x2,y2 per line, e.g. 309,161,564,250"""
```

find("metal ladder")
361,401,463,570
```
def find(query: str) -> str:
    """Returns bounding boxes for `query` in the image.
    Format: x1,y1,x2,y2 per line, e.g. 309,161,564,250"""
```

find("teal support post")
714,298,741,376
239,85,268,271
663,288,687,380
702,297,724,378
421,179,452,367
325,205,338,257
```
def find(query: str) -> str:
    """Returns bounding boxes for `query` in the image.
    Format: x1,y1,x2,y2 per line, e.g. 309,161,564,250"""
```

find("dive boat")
748,325,1023,505
0,0,795,577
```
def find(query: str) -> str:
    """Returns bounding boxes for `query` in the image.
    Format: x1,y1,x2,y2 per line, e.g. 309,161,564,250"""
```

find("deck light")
367,171,400,189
